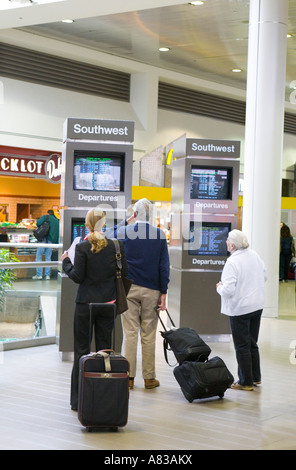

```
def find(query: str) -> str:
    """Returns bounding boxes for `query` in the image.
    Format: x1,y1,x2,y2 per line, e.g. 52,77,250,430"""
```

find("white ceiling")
1,0,296,105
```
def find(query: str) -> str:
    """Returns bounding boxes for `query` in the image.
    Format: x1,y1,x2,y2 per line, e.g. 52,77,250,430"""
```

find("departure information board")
73,151,123,191
189,222,231,256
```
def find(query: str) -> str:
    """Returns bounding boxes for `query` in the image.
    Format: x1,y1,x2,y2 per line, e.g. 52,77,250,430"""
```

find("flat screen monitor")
190,166,233,200
71,218,90,242
73,150,124,192
188,221,231,257
71,217,118,242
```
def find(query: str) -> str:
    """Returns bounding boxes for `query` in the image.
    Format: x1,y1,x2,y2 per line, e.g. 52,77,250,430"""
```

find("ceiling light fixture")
9,0,32,3
8,0,32,4
232,68,242,73
159,47,170,52
188,1,205,5
8,0,64,4
62,19,74,23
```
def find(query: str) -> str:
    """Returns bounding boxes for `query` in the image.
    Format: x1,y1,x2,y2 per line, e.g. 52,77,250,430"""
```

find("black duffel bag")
173,356,234,402
155,307,211,366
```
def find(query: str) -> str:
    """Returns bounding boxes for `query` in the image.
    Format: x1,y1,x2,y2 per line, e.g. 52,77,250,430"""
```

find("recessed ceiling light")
9,0,32,3
159,47,170,52
232,68,242,73
287,33,293,38
188,1,204,5
62,19,74,23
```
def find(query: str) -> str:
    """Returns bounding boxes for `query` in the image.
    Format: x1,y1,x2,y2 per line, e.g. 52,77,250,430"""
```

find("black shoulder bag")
112,239,133,315
33,215,50,242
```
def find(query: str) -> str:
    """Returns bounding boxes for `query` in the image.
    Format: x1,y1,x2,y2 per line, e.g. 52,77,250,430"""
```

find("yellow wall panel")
131,186,171,202
0,176,60,197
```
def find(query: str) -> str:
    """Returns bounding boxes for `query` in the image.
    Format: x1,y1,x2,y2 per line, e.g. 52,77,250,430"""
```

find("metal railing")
0,242,63,269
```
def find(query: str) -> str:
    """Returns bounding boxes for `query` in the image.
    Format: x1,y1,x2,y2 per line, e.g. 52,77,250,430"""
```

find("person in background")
110,198,170,390
61,207,128,411
216,229,267,391
32,209,59,280
279,223,295,282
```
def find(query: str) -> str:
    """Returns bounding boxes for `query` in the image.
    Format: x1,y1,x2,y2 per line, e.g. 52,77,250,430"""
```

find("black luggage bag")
155,307,211,365
78,303,129,431
173,356,234,403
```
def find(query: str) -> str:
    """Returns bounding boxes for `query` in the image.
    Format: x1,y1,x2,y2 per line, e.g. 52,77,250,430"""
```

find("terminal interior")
0,278,295,450
0,0,296,451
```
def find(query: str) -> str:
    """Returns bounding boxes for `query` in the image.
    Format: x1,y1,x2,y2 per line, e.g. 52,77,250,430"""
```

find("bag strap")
162,339,177,367
154,307,177,367
90,350,114,372
97,350,112,372
112,238,122,270
45,214,49,241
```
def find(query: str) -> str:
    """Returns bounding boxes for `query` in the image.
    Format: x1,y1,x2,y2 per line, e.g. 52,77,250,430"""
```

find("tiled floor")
0,279,295,450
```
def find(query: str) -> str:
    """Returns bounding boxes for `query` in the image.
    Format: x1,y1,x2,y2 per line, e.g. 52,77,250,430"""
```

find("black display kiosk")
168,137,240,339
57,118,134,359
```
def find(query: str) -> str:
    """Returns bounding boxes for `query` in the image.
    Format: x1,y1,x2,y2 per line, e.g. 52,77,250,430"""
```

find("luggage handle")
97,350,111,372
90,349,117,372
154,307,178,367
154,306,176,331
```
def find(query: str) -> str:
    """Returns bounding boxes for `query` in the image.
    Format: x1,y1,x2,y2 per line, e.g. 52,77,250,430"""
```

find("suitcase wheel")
219,393,224,399
86,426,119,432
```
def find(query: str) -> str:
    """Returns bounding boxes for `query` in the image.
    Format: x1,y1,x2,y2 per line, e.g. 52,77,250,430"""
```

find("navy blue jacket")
110,221,170,294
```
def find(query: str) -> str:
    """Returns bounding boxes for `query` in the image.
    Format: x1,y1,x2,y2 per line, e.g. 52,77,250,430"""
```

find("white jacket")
216,248,268,316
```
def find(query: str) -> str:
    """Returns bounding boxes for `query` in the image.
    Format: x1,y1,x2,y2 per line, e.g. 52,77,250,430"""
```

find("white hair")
133,198,152,221
228,229,249,250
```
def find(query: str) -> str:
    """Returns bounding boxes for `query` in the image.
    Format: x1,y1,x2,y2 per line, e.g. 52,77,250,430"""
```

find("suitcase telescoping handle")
154,306,176,331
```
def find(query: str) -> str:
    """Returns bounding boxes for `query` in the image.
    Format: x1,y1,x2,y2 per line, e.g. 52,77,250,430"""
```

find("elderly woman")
216,229,267,391
61,207,128,410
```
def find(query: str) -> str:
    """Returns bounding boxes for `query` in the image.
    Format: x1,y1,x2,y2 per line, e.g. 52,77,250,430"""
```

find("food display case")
0,220,38,278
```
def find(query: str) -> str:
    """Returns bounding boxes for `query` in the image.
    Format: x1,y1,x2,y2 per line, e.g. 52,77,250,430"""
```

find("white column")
242,0,288,317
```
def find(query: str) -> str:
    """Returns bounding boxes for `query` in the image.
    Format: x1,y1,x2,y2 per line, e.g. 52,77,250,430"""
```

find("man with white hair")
112,198,170,390
216,229,267,391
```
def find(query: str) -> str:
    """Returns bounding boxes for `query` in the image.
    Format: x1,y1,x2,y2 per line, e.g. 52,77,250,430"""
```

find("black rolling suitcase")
155,307,211,365
173,356,234,403
78,303,129,431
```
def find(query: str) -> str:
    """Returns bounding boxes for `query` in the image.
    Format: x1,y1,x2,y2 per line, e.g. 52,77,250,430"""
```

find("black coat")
62,238,128,303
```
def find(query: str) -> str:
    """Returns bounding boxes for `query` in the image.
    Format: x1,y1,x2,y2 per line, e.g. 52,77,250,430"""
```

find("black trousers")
70,302,115,409
229,309,262,386
280,253,292,281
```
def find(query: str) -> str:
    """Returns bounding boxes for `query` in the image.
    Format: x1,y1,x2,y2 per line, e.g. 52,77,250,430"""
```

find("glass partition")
0,241,61,350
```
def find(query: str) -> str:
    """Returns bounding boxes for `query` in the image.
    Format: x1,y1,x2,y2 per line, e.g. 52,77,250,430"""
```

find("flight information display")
71,219,90,242
73,151,124,191
188,222,231,256
71,218,118,242
190,166,232,200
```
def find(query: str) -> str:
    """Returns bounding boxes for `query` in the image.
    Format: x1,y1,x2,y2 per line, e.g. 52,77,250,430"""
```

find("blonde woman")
61,207,128,410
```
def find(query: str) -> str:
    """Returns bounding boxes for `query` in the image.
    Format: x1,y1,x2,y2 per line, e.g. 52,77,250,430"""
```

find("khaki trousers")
121,284,160,379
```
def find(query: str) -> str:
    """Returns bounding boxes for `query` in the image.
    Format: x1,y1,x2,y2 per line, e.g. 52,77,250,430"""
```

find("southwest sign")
64,118,135,143
186,139,240,158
